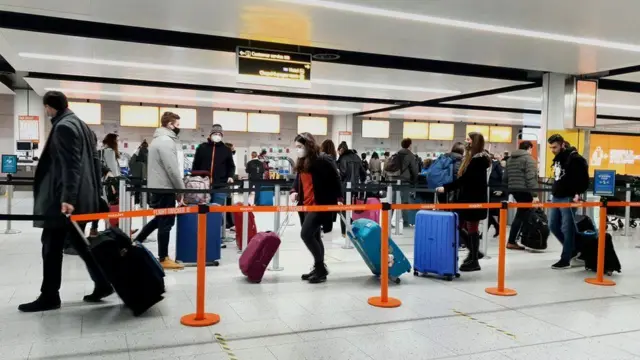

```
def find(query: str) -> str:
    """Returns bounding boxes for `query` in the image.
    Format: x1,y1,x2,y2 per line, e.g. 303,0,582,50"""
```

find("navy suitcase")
346,218,412,284
176,212,222,265
413,210,460,281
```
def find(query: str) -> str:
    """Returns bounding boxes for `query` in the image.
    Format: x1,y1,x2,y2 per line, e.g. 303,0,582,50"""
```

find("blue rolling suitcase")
413,210,460,281
347,218,412,284
176,212,222,265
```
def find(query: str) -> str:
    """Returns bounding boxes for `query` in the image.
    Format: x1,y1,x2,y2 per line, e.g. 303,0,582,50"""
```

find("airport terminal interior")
3,0,640,359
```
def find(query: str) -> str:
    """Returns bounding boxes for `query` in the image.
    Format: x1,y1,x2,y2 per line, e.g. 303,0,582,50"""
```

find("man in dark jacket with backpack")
20,91,112,313
548,134,589,270
386,139,419,227
192,124,236,205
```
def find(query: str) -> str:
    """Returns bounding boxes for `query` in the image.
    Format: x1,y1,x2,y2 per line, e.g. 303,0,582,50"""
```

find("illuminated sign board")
237,46,311,88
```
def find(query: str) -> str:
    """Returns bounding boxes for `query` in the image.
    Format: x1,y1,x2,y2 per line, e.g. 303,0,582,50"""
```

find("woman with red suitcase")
291,133,343,284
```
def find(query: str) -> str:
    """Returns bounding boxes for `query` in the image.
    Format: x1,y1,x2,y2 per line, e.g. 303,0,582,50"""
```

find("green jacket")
503,149,538,197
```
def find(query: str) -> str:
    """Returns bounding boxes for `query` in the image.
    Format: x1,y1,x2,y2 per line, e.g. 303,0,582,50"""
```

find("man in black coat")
19,91,112,313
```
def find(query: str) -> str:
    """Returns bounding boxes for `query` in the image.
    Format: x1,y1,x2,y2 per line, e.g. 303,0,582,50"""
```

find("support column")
331,114,353,148
540,73,586,178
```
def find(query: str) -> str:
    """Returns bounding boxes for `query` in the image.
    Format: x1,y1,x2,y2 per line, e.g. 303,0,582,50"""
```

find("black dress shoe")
83,286,114,303
18,294,61,313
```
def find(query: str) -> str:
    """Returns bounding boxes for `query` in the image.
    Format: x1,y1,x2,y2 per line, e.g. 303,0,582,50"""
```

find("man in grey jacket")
134,112,185,270
503,141,539,250
387,138,419,227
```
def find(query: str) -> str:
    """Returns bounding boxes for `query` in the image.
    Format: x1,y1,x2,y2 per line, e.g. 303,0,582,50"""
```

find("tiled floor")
1,192,640,359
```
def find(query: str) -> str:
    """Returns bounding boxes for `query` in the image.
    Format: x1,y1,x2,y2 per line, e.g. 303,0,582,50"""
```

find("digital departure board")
236,46,312,88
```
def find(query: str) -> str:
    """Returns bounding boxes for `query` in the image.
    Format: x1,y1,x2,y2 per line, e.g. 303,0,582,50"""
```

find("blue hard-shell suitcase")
348,218,412,284
413,210,460,281
176,212,222,265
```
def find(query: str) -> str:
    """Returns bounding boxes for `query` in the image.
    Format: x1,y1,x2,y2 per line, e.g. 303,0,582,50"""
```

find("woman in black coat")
437,132,490,272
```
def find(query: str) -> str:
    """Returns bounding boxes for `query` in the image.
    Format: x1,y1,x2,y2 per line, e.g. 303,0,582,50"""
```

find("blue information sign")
1,155,18,174
594,169,616,196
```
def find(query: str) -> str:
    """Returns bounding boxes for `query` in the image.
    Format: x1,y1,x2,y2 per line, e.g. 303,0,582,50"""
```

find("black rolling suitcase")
71,221,165,316
519,209,550,250
573,215,621,275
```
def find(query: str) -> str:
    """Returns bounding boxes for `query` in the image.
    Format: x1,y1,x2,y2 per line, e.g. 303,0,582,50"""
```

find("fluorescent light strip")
499,95,640,110
276,0,640,52
498,95,541,102
45,88,361,112
20,52,458,94
390,111,520,122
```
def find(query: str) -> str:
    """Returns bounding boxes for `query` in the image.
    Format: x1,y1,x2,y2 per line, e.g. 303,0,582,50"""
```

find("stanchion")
343,182,354,249
485,202,517,297
181,204,221,327
481,187,490,259
269,183,284,271
368,203,402,308
241,180,249,253
118,178,126,230
624,183,631,237
141,190,148,227
3,181,20,234
586,202,616,286
394,180,401,235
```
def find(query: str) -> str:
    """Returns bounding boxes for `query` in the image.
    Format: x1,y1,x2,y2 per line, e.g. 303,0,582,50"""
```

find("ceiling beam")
598,79,640,93
25,72,420,106
352,81,542,117
0,10,542,82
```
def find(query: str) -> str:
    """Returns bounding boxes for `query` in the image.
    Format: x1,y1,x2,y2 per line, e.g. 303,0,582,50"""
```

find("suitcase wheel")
444,275,453,281
392,277,401,284
213,261,220,267
455,273,461,278
413,270,419,276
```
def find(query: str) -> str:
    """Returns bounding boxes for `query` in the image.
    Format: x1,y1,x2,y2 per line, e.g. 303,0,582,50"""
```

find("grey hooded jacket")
503,149,538,197
147,127,184,190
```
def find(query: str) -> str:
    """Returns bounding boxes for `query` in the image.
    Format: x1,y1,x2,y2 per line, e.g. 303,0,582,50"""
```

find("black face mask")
172,127,180,136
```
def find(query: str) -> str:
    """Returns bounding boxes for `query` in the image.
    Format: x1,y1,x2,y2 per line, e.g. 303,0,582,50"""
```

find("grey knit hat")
211,124,223,136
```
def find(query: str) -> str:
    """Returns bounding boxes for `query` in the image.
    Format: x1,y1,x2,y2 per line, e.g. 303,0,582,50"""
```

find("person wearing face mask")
192,124,236,206
134,112,185,270
436,132,491,272
290,133,343,283
20,91,113,312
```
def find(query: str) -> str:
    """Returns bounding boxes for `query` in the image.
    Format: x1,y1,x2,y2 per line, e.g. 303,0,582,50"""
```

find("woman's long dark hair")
102,133,120,159
458,132,485,177
294,132,320,173
320,139,337,159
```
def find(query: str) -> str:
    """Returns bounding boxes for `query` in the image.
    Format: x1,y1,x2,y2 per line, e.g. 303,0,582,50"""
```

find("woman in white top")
101,133,121,177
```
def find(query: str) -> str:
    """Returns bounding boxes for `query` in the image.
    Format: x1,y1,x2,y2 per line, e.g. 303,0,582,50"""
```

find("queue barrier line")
68,200,634,327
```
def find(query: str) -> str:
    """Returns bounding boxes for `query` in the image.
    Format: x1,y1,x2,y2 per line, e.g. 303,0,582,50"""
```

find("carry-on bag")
108,204,119,228
574,215,621,274
176,209,222,265
69,221,165,316
239,209,292,283
183,171,211,205
352,197,381,223
342,215,412,284
232,202,258,250
413,210,460,281
519,209,550,250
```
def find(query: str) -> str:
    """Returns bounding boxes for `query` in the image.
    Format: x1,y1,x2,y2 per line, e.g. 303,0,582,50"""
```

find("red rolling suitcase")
239,211,291,283
232,202,257,250
109,204,119,227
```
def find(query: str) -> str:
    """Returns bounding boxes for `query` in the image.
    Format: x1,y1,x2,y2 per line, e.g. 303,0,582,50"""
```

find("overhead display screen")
69,102,101,125
248,113,280,133
298,116,328,136
213,111,248,132
160,107,197,130
575,79,597,128
589,133,640,176
362,120,389,138
489,126,513,143
120,105,159,128
237,46,312,88
466,125,490,139
428,123,454,140
403,122,429,140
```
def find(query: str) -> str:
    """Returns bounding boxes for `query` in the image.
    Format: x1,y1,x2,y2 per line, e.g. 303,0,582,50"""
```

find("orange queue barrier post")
181,205,221,327
368,206,402,308
585,202,616,287
485,202,517,296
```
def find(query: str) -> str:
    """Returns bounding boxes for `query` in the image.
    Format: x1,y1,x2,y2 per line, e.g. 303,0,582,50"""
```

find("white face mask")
296,148,306,158
211,135,222,143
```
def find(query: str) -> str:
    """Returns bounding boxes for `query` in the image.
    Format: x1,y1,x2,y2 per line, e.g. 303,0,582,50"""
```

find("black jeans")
41,222,109,296
299,212,326,266
508,192,533,244
136,193,176,260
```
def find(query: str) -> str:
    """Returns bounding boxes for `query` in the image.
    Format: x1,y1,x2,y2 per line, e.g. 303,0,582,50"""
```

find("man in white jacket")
134,112,185,270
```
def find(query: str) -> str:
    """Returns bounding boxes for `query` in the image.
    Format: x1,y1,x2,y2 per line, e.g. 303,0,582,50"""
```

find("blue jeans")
136,193,177,260
211,193,226,205
549,197,576,263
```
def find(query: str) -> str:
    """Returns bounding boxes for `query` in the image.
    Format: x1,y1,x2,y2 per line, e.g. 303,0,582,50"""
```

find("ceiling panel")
3,0,640,73
0,29,527,102
0,81,13,94
362,107,538,127
24,78,389,115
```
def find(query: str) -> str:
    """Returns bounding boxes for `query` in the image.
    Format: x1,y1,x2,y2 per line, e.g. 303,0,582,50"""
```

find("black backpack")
519,209,550,250
384,153,405,173
246,159,265,180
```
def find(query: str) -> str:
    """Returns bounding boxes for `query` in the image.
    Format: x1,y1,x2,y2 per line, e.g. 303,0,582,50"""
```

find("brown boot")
160,258,184,270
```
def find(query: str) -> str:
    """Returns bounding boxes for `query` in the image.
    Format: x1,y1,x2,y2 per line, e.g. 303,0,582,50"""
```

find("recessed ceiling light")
276,0,640,52
390,110,522,122
20,52,458,94
44,87,361,112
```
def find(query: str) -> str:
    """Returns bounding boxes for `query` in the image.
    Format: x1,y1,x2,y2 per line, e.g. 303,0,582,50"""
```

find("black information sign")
236,46,312,87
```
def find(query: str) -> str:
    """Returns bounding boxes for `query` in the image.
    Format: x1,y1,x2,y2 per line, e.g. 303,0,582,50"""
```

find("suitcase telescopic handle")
338,213,356,239
66,214,92,247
